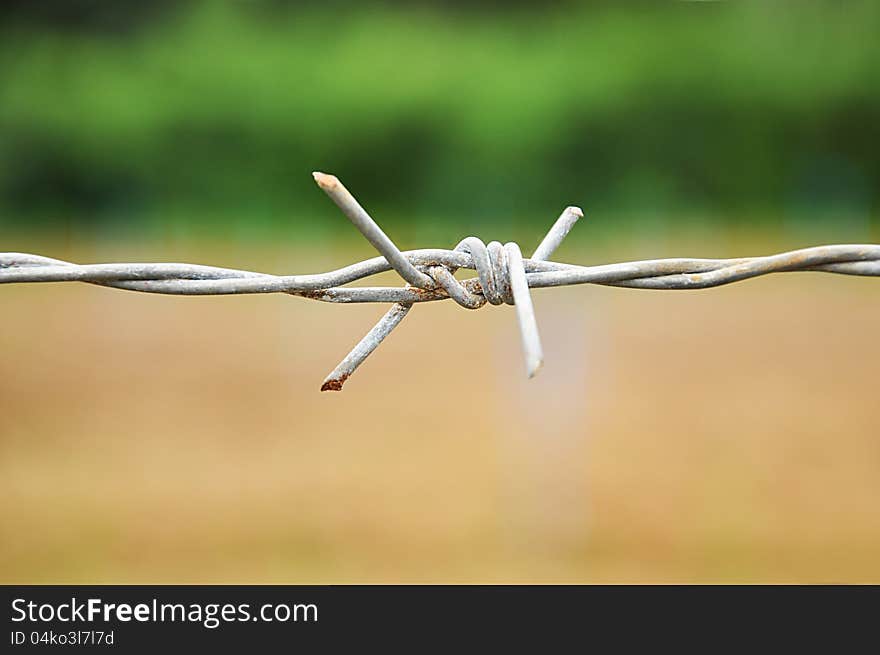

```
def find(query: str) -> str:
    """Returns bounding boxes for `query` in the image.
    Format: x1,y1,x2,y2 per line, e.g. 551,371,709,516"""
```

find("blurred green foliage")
0,1,878,237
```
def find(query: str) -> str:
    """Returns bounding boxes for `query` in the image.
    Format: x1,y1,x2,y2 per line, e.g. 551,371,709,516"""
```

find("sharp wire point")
313,171,434,290
532,205,584,261
506,241,544,379
528,358,544,379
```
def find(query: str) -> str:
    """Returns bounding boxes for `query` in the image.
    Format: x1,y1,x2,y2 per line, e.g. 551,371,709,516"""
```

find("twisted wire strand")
3,245,878,298
2,171,879,391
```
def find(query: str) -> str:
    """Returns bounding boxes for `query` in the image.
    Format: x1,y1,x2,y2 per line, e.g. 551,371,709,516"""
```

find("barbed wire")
3,172,879,391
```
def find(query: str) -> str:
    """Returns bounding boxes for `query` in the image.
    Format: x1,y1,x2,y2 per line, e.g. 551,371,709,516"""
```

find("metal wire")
2,172,879,390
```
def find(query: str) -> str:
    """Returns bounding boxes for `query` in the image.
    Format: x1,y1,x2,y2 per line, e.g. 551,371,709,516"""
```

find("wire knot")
313,172,584,389
424,237,524,309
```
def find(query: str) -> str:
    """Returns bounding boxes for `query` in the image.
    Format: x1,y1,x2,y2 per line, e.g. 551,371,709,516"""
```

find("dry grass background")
1,238,879,583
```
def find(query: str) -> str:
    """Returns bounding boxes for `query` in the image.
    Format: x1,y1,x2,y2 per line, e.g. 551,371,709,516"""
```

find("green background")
1,1,878,242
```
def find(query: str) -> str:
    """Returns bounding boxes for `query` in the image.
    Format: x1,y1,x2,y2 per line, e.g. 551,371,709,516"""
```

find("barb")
2,173,879,391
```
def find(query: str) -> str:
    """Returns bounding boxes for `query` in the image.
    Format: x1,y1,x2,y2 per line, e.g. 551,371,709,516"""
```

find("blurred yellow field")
2,243,878,583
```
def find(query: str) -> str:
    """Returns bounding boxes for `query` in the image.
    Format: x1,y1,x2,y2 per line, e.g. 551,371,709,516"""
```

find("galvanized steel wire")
2,172,879,391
